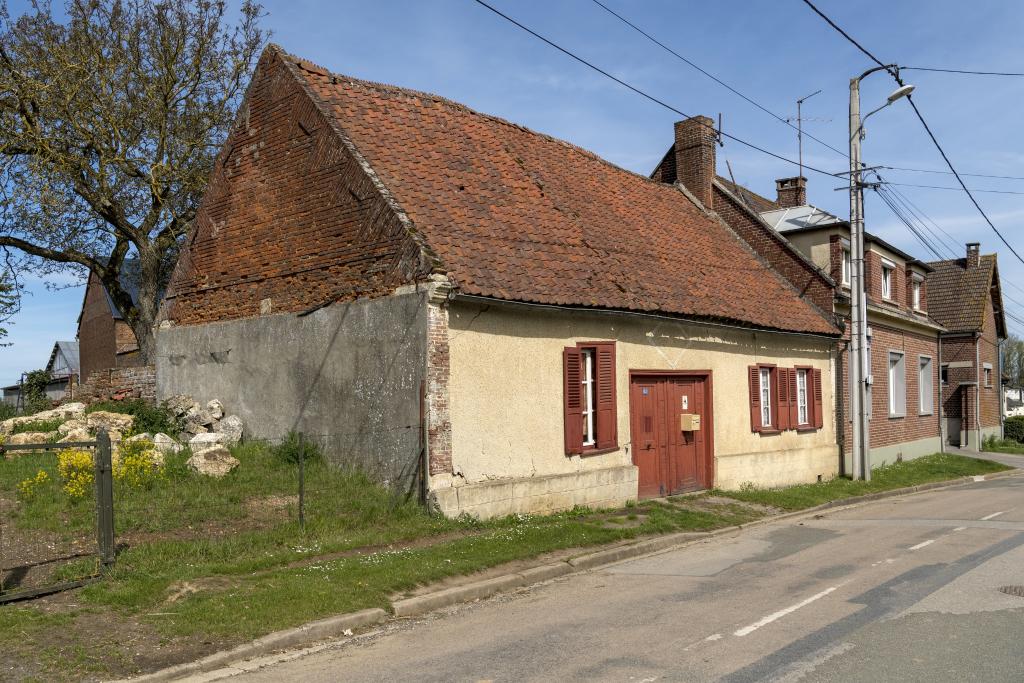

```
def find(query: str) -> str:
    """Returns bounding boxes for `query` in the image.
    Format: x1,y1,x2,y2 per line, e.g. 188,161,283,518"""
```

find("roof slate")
281,50,838,336
926,254,1000,334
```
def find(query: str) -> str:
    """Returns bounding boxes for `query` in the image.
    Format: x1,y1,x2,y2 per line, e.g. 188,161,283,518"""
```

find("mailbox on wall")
679,413,701,431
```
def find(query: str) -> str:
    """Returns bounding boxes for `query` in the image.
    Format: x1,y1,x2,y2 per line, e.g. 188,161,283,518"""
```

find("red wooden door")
630,375,711,498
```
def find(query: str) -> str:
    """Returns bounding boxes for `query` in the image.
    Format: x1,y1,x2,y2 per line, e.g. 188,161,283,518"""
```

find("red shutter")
812,368,824,429
777,368,791,431
594,343,618,450
789,369,800,429
748,365,761,432
563,347,584,455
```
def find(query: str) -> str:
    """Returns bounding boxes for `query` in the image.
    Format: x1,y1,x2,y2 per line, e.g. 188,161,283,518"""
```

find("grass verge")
717,453,1011,511
982,437,1024,455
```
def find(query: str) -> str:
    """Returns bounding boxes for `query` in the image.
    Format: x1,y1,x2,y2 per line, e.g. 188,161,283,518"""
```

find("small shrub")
11,418,63,435
114,438,163,489
17,470,50,500
1004,415,1024,443
86,399,180,436
0,402,15,421
57,448,94,499
272,431,323,464
22,369,53,414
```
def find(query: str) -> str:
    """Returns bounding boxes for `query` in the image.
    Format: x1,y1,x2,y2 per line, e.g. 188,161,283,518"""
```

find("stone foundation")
76,365,156,404
430,465,638,519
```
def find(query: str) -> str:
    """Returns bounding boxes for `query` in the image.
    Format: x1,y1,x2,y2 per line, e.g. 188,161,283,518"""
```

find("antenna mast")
794,89,822,179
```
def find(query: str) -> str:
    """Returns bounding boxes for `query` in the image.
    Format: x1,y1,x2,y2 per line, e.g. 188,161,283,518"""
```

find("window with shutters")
760,368,772,427
563,341,617,455
749,364,823,433
796,369,809,426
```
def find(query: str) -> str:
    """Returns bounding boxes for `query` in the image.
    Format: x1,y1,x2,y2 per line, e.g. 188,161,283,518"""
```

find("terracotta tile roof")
281,50,838,336
925,254,1000,333
715,176,780,213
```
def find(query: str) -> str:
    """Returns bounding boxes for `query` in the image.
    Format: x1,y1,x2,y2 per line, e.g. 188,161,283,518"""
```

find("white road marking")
952,526,967,532
734,585,841,637
973,475,986,482
908,539,935,551
705,633,722,641
980,511,1006,521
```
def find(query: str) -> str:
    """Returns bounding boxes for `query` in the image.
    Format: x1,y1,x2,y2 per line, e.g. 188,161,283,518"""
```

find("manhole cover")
998,585,1024,597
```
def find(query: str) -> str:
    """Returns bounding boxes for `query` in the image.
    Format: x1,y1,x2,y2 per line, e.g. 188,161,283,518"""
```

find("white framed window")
912,276,923,310
796,369,809,425
984,363,993,388
919,356,934,415
888,351,906,417
760,367,772,427
842,246,851,286
881,262,894,299
581,349,595,446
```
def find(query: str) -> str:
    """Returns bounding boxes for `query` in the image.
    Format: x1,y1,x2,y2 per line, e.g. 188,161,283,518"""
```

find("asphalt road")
213,475,1024,682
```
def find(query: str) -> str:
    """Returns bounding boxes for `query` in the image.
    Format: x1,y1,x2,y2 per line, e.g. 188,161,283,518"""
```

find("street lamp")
848,67,915,482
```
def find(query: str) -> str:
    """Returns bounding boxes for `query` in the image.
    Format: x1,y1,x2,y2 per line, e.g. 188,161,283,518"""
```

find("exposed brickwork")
712,184,836,318
426,284,452,476
162,48,427,326
775,177,806,208
839,320,941,455
674,117,716,208
75,365,156,404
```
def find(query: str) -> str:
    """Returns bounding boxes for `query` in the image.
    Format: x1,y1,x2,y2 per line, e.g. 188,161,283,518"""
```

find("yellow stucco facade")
430,300,839,517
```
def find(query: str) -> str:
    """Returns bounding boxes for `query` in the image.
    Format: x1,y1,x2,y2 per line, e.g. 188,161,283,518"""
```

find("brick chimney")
674,116,716,208
775,176,807,208
966,242,980,268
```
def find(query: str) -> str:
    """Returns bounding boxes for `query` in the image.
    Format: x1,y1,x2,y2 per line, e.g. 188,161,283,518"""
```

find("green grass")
10,418,64,435
982,437,1024,455
717,453,1011,511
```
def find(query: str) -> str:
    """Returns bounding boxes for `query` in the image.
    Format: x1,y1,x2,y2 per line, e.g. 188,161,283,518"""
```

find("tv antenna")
787,89,824,180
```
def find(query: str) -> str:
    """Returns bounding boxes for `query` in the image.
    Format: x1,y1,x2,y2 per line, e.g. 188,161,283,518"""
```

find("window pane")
582,350,595,445
919,357,933,414
889,352,905,416
797,370,808,425
760,368,771,427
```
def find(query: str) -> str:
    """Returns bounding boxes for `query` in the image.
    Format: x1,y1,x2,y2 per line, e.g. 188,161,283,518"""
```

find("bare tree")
0,0,266,361
0,269,15,346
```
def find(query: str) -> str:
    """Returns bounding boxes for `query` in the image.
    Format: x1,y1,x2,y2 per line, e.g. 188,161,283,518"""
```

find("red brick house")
926,244,1006,448
157,46,844,517
653,126,945,468
77,266,143,383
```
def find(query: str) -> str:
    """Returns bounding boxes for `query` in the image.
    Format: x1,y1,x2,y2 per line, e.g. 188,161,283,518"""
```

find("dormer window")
912,274,923,310
841,245,851,286
881,260,894,300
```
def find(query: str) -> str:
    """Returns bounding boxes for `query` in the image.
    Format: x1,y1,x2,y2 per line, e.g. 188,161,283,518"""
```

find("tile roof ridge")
273,45,684,194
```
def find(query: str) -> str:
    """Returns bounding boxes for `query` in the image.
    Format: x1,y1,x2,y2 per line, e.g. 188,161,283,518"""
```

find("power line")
871,184,946,260
880,181,1024,196
884,166,1024,181
589,0,849,160
903,66,1024,77
798,0,1024,269
880,184,962,257
470,0,838,179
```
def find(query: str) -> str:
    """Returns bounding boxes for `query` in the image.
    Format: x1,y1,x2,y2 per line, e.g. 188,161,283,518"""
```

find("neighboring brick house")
77,265,144,382
653,128,944,468
927,244,1007,448
156,46,844,518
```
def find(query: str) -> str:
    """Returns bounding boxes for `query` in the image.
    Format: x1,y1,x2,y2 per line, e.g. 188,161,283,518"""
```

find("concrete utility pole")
848,66,915,481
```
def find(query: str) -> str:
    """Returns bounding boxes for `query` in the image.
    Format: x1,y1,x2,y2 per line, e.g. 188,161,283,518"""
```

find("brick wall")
980,296,1001,428
162,49,427,326
712,185,836,319
426,282,452,476
839,319,941,455
78,274,117,382
75,365,156,404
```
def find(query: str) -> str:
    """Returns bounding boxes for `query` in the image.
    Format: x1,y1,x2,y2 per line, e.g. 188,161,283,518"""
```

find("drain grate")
998,585,1024,597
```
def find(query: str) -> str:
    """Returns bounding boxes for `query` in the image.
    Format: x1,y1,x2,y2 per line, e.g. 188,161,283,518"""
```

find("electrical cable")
879,182,1024,196
902,66,1024,77
471,0,837,178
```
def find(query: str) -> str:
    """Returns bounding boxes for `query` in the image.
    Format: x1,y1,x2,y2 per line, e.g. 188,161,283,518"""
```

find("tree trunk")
130,246,163,365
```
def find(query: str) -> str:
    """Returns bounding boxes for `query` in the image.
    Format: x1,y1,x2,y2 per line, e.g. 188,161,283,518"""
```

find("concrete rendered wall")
157,291,427,492
442,302,839,506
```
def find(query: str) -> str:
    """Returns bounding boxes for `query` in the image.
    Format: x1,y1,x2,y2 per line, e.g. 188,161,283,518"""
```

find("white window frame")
984,363,993,388
919,355,934,415
581,349,595,446
911,275,923,310
888,351,906,417
881,260,894,300
759,367,772,428
841,245,851,286
796,369,809,426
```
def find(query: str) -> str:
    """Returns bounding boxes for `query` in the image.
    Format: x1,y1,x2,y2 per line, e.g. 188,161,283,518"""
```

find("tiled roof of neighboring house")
281,49,839,336
926,254,1005,335
716,176,780,213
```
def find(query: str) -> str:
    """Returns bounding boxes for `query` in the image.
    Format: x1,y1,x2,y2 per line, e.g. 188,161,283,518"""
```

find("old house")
652,123,944,468
77,265,143,382
1,340,81,408
926,244,1006,448
157,46,844,518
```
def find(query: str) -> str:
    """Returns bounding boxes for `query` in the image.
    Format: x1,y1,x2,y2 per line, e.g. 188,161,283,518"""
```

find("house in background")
156,46,843,518
1,340,81,408
652,119,944,469
77,265,143,382
927,243,1006,448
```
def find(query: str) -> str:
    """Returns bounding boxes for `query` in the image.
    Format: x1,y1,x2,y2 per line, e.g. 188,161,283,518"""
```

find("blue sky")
5,0,1024,384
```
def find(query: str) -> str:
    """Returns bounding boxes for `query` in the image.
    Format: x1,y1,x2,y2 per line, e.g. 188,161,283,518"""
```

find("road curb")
125,467,1022,680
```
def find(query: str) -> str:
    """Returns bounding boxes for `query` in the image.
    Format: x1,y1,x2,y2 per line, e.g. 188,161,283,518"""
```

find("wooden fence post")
94,430,115,567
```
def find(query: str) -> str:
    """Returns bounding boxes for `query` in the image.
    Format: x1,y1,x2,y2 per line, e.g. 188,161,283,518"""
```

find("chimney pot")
966,242,980,268
673,116,716,208
775,176,807,208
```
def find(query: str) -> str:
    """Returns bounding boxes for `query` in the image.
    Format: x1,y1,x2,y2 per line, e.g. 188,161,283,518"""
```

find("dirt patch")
667,494,781,516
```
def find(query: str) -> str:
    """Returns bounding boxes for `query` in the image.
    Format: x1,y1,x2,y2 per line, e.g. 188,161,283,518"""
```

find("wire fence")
0,427,430,601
